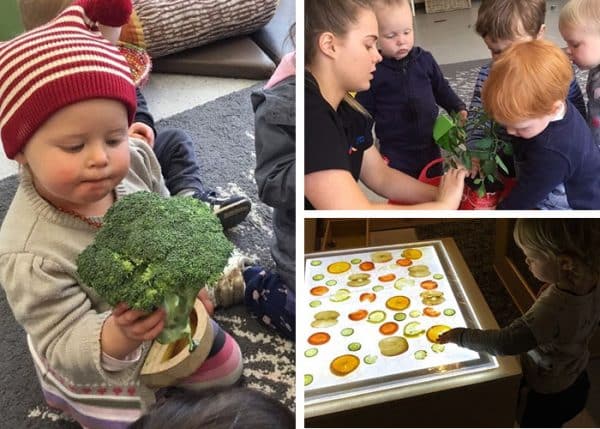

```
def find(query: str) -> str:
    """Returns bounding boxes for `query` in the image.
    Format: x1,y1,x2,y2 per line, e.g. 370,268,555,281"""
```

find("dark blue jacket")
356,47,465,176
498,100,600,209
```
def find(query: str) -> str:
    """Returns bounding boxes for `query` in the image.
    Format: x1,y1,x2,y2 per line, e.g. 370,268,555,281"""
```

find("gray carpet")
0,83,295,428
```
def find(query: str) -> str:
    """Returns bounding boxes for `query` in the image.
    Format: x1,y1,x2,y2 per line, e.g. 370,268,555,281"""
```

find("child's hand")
197,289,215,316
437,328,464,344
469,157,481,179
436,167,467,208
128,122,155,147
458,110,468,126
111,303,166,342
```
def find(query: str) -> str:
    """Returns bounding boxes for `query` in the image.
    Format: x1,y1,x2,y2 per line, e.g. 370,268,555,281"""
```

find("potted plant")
432,108,513,209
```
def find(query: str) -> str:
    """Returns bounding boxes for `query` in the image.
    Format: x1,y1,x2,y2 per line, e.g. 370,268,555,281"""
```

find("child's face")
333,8,382,92
483,34,535,62
520,246,559,284
501,112,555,139
15,99,130,213
560,25,600,70
376,3,414,60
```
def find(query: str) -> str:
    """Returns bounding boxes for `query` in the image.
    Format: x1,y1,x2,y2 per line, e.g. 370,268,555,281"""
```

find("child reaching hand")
482,39,600,209
356,0,467,179
438,219,600,427
0,1,242,427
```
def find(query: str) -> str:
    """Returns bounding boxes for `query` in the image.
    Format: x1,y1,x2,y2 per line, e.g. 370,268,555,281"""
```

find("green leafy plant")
77,191,233,351
433,108,512,197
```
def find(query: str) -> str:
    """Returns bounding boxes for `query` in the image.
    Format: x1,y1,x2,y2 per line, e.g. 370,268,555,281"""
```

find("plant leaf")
503,143,513,156
482,159,497,175
495,155,509,175
433,115,455,141
478,182,486,197
473,178,482,184
475,137,493,150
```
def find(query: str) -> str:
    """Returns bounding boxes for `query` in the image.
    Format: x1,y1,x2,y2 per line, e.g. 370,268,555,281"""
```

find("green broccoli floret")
77,191,233,349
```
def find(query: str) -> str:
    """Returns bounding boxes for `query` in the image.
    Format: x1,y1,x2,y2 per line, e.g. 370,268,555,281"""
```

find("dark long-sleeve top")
356,47,465,169
134,87,156,137
305,71,374,209
497,100,600,209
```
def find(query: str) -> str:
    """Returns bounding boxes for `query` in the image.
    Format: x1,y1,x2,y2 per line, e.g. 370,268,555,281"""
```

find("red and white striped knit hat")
0,0,136,159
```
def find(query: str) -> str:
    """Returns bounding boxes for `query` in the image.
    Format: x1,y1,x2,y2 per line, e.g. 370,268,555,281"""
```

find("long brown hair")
305,0,373,65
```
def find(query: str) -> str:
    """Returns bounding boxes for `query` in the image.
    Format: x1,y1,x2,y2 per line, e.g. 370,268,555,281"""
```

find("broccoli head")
77,191,233,347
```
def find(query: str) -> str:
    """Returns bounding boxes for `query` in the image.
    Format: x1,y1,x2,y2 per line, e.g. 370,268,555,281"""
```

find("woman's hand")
436,167,467,208
101,304,165,359
437,328,464,344
128,122,155,147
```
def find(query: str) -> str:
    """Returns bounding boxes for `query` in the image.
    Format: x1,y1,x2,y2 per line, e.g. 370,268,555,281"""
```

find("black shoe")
205,195,251,230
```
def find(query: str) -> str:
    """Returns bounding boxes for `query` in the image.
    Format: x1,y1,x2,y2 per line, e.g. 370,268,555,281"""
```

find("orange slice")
359,261,375,271
330,354,360,376
310,286,329,296
327,261,351,274
359,292,376,302
396,258,413,267
378,273,396,282
308,332,330,345
348,309,368,321
423,307,441,317
379,321,399,335
402,248,423,260
420,280,438,290
426,325,451,343
385,295,410,311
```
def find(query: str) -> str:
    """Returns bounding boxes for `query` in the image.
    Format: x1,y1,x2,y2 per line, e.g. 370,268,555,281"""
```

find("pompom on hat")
0,0,136,159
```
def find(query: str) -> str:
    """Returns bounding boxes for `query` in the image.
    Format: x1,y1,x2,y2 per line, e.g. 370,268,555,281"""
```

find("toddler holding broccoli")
0,1,244,427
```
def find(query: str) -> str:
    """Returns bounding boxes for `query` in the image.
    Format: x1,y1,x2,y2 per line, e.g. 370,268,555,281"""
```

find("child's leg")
153,128,251,229
519,371,590,427
177,320,243,391
243,266,295,340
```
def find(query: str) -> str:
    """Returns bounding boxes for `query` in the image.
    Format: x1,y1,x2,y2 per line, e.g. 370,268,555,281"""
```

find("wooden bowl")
140,298,213,388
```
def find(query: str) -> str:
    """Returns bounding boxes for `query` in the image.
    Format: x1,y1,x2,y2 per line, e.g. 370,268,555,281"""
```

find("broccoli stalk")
77,191,233,350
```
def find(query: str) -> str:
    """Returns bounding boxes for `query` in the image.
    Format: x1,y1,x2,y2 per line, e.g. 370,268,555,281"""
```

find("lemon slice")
386,295,410,311
404,321,425,337
426,325,451,343
327,261,351,274
402,248,423,260
330,289,351,302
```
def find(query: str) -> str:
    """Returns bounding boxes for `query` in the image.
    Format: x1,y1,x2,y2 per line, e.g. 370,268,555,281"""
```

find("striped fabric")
28,336,143,429
0,1,136,159
130,0,279,58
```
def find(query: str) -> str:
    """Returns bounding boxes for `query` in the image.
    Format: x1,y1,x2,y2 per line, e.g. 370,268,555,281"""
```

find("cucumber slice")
372,285,384,292
305,348,318,357
341,328,354,336
433,274,444,280
304,374,314,386
364,354,378,364
414,350,427,360
325,279,337,286
312,274,324,281
443,308,456,316
394,312,407,321
348,342,361,352
330,289,351,302
350,258,362,264
432,343,445,353
409,310,421,318
310,260,322,266
309,300,322,308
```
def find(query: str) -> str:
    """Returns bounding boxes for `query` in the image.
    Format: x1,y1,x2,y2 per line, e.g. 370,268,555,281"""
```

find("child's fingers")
112,303,130,317
128,308,166,338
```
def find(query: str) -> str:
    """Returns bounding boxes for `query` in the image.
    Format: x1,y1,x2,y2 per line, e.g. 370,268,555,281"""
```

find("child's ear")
536,24,546,40
557,254,575,271
550,100,564,116
13,152,27,165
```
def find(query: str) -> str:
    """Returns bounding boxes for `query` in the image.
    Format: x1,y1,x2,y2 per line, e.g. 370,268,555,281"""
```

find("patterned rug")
0,83,295,428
